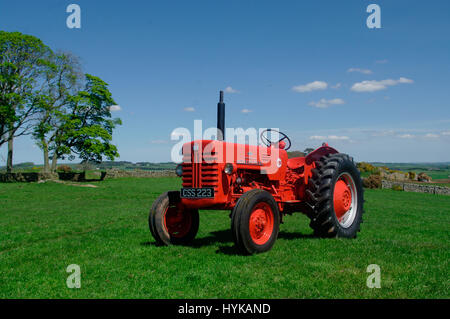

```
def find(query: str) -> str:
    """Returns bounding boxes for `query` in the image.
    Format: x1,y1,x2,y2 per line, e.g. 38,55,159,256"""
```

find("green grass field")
0,177,449,298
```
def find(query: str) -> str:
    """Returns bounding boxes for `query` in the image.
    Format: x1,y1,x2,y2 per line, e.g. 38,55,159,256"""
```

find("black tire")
149,192,199,245
306,153,364,238
231,189,280,254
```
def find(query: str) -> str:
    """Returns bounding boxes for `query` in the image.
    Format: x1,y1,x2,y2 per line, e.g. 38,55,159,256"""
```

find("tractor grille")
182,148,219,190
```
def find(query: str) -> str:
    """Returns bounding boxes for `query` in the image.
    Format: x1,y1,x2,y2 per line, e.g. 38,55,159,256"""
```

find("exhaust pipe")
217,90,225,141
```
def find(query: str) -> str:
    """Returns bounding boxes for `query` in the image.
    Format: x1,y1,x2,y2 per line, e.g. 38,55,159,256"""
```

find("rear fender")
305,145,339,165
304,145,339,184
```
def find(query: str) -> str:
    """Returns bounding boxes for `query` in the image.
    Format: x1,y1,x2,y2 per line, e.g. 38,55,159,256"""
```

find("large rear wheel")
306,153,364,238
149,192,199,245
231,189,280,254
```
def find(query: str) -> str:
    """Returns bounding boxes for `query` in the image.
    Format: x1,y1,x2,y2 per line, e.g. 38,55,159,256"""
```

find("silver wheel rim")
336,172,358,228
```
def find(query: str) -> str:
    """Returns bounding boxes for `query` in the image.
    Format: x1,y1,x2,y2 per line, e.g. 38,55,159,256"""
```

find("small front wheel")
231,189,280,254
149,192,199,245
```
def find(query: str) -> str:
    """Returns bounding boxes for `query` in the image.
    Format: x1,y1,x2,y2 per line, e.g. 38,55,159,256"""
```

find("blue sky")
1,0,449,164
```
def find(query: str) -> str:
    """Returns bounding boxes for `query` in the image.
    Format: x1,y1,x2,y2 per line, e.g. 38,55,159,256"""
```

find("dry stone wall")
0,172,58,182
104,169,176,179
1,169,176,182
381,180,450,195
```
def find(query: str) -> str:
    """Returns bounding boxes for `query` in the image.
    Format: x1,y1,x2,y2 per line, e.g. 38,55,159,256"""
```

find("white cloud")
184,107,195,112
331,83,341,89
398,134,414,139
369,130,449,140
109,105,121,112
308,98,345,108
370,129,396,137
225,86,239,93
328,135,350,140
292,81,328,93
347,68,373,75
375,59,388,64
310,135,349,141
309,135,327,140
398,77,414,84
241,108,252,113
351,77,414,92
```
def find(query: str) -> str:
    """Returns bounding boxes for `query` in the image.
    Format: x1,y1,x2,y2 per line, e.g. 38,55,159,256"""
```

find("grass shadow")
216,245,240,255
278,231,316,240
190,229,232,248
141,230,318,254
139,229,233,249
213,230,318,255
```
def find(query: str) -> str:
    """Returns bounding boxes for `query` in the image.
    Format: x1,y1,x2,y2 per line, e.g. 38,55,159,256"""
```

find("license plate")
181,188,214,198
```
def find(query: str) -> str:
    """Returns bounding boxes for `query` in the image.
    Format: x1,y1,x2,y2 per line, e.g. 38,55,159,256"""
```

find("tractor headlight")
224,163,235,175
175,164,183,177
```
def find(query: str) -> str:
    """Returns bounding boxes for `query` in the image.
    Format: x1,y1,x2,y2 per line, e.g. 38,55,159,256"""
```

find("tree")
0,31,51,172
1,32,121,171
304,148,315,154
32,52,82,172
51,74,121,168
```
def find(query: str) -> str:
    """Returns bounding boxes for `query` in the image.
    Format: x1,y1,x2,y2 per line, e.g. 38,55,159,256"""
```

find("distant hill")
371,162,450,171
98,161,176,171
0,161,177,172
2,160,449,172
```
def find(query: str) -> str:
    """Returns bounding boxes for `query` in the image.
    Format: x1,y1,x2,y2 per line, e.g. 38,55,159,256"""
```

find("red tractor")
149,92,364,254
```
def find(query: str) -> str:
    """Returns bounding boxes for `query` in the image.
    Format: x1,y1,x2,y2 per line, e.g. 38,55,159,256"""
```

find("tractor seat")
287,157,305,170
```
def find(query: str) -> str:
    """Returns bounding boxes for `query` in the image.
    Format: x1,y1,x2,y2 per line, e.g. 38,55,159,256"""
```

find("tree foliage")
1,31,122,171
356,162,379,173
0,31,50,146
55,74,121,163
32,52,83,171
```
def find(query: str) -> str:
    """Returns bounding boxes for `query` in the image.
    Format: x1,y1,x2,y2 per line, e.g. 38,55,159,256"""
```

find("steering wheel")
260,129,291,150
